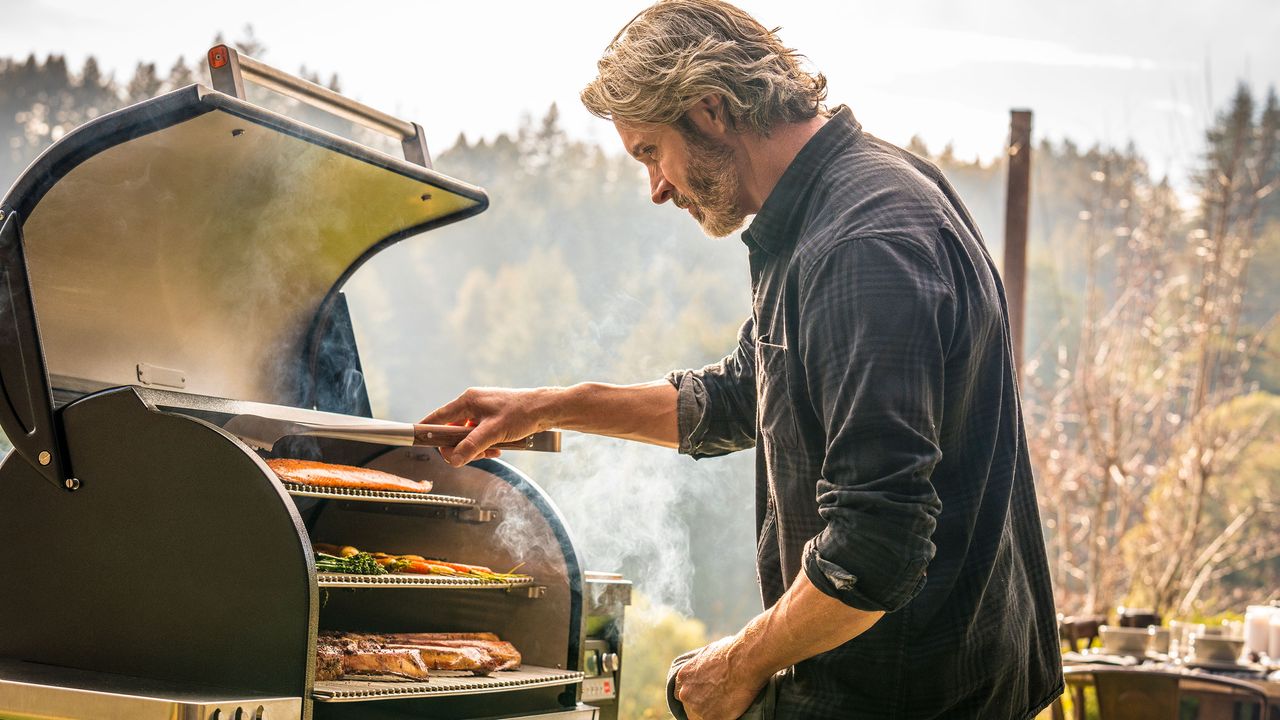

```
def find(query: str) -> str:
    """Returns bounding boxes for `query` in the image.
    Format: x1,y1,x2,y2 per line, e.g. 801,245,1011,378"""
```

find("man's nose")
649,167,675,205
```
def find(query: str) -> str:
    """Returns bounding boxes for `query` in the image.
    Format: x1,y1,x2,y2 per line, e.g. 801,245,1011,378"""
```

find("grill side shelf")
283,482,476,507
312,666,584,702
316,573,536,590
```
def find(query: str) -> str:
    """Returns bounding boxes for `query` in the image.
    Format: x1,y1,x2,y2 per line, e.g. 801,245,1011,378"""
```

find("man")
423,1,1063,717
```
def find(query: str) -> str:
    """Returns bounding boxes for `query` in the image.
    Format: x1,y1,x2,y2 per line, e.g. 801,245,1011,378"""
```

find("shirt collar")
741,105,862,254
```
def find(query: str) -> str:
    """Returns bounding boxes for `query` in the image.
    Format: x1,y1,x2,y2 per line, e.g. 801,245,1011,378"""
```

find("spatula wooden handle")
411,424,560,452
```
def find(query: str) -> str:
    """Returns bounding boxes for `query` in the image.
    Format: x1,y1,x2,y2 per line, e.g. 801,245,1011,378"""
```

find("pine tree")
125,62,161,103
166,56,194,91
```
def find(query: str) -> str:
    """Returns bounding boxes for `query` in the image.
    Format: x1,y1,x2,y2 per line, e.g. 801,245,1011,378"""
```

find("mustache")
672,193,704,221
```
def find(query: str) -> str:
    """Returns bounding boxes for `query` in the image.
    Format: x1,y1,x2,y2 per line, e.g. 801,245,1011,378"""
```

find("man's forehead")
613,119,671,155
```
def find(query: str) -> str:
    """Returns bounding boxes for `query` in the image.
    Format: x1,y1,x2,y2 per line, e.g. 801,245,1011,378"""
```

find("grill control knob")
600,652,621,673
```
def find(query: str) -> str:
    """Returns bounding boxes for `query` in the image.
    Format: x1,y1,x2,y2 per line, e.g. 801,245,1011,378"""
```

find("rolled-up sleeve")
665,317,757,458
798,236,953,612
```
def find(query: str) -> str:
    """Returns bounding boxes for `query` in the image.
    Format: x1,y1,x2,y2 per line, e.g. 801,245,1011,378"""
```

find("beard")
673,124,746,238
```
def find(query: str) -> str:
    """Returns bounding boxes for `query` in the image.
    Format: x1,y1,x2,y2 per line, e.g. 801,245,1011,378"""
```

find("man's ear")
688,94,730,138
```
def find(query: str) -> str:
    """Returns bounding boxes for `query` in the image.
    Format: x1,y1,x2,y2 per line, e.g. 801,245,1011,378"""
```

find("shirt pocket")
756,339,801,448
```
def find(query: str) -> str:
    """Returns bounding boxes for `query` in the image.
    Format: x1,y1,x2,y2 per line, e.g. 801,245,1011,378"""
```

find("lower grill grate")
312,666,583,702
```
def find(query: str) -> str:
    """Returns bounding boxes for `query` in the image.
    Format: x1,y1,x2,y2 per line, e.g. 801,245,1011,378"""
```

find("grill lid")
0,79,486,487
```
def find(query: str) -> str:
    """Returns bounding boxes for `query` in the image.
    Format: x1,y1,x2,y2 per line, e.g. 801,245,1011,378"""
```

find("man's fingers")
436,438,502,466
448,424,504,466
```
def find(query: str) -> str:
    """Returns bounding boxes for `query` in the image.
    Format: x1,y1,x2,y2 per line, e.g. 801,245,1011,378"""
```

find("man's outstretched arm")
675,572,885,720
423,316,760,466
422,380,680,466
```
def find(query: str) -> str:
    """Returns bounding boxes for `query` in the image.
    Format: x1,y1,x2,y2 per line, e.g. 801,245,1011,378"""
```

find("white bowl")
1098,625,1150,655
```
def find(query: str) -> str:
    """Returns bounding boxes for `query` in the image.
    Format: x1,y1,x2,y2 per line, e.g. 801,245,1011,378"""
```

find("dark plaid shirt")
668,107,1063,719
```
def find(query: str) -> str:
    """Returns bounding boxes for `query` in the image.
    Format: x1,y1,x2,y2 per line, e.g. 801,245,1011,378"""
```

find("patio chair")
1062,666,1270,720
1060,615,1106,652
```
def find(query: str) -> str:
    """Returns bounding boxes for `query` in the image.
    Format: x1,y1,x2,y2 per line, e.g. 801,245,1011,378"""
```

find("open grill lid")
0,48,488,489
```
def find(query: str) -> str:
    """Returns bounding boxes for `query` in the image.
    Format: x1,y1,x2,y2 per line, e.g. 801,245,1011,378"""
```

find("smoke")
521,433,755,620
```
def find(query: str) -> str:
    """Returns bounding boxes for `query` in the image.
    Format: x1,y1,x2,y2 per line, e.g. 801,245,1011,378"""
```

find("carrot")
423,559,494,574
401,560,475,576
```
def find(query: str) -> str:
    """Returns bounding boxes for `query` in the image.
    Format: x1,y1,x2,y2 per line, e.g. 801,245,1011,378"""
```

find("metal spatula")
223,413,560,453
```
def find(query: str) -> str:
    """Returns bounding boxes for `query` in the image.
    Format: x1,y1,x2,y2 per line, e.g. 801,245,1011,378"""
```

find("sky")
4,0,1279,189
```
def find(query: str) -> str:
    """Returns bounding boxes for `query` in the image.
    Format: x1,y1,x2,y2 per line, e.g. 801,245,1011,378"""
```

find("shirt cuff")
665,369,706,456
801,537,927,612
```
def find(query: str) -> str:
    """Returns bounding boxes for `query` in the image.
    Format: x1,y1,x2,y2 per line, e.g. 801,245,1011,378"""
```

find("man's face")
615,119,746,238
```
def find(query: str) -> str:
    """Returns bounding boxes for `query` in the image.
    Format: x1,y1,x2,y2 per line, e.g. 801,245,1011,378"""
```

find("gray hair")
581,0,827,135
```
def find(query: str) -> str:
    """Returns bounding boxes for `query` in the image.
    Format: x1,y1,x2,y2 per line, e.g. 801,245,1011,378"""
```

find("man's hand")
674,572,886,718
421,387,557,466
674,635,767,720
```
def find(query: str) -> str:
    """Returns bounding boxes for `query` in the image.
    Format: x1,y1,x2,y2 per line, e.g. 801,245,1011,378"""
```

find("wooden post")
1004,109,1033,372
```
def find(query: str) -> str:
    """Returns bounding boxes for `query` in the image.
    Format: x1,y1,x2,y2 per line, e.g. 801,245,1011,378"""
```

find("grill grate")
316,573,535,589
312,666,583,702
283,482,475,507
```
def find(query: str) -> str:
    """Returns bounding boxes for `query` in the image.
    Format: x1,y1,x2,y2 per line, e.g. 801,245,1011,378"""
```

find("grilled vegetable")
314,544,528,581
399,559,527,582
315,551,388,575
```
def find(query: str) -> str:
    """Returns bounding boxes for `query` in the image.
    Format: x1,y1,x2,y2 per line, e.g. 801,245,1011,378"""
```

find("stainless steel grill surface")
313,667,587,702
283,482,477,507
0,660,303,720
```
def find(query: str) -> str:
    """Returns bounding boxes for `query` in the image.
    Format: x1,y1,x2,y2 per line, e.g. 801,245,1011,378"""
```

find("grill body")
0,51,628,720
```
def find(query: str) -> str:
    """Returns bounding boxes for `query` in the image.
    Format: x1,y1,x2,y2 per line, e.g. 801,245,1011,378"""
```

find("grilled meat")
380,635,521,670
379,632,500,643
316,644,344,681
389,643,502,674
316,634,432,681
340,648,432,680
265,459,432,494
317,631,520,679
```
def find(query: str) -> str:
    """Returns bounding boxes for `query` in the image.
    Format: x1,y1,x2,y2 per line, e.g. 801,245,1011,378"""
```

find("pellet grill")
0,45,629,720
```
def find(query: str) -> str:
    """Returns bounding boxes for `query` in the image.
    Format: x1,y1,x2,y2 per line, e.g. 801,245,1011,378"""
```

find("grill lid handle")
0,210,76,491
206,44,433,169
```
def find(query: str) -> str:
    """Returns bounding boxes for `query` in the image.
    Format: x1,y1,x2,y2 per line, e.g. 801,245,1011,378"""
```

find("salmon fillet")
266,459,432,494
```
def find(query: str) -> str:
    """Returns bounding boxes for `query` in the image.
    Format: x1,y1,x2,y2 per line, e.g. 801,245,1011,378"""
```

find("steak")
382,636,521,671
316,631,521,680
339,647,432,680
